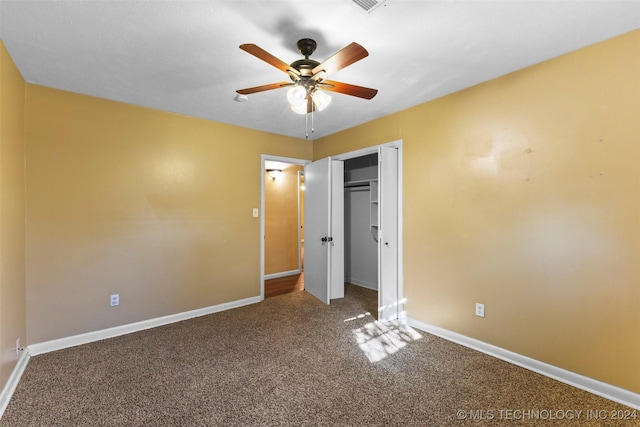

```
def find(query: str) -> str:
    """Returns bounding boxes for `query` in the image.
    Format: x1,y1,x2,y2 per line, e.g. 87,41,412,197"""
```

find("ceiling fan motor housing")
289,59,320,79
290,39,320,79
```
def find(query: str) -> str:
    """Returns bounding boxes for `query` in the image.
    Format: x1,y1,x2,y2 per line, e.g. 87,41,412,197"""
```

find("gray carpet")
1,284,634,426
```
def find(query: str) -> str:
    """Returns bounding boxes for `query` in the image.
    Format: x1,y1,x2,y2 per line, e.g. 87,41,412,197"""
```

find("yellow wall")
0,41,26,391
25,85,311,343
315,30,640,393
265,166,303,275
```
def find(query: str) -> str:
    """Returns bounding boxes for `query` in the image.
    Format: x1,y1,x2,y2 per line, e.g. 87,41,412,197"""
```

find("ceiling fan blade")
236,82,293,95
239,44,300,78
319,80,378,100
311,42,369,79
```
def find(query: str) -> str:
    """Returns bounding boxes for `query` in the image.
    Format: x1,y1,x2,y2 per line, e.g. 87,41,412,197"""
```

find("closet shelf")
344,179,373,188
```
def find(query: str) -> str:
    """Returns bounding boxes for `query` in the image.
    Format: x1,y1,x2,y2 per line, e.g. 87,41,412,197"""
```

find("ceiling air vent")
352,0,388,13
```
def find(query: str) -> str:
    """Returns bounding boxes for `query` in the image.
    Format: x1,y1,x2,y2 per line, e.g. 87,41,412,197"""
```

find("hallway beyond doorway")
265,244,304,298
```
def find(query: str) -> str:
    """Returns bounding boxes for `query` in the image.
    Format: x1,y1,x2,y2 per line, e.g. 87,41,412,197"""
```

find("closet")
303,143,399,321
344,153,379,291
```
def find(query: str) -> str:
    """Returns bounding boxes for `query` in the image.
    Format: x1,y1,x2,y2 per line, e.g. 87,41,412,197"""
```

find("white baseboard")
407,318,640,410
264,269,301,280
347,278,377,291
29,295,262,356
0,349,30,420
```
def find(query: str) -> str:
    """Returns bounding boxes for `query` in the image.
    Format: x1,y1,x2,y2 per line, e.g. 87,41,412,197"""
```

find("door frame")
260,154,311,300
297,169,305,272
331,139,404,319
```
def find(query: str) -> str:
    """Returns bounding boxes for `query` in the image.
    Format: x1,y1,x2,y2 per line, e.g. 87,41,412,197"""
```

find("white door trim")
297,169,305,272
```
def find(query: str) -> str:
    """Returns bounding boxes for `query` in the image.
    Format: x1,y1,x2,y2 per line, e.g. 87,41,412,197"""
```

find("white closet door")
330,160,345,300
378,146,399,321
304,157,344,304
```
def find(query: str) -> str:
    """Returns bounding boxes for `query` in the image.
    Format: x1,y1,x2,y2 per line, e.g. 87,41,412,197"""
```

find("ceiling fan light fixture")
312,89,332,112
286,85,307,107
290,102,308,115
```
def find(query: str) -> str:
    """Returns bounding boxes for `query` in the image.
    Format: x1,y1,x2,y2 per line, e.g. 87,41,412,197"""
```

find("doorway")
344,153,379,292
260,155,308,299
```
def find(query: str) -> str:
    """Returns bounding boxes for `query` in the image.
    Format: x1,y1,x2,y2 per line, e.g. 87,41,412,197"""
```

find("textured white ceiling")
1,1,638,139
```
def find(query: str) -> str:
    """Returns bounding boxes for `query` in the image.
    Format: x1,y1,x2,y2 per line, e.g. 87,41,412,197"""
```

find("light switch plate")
475,303,485,318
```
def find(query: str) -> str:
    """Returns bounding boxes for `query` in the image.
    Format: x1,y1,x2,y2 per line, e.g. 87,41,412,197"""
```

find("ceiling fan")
236,38,378,114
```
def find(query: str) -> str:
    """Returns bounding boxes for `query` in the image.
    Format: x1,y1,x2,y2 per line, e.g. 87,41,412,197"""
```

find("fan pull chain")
305,110,309,139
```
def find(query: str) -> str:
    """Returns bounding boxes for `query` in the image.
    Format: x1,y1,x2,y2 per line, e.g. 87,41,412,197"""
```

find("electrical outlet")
110,294,120,307
475,303,485,318
16,338,23,355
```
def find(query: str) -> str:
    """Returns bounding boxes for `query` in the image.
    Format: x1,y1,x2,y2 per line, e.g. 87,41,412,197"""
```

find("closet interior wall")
344,153,378,290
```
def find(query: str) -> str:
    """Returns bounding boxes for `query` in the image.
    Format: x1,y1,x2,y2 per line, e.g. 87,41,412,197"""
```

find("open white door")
330,161,345,300
304,157,344,304
378,146,399,321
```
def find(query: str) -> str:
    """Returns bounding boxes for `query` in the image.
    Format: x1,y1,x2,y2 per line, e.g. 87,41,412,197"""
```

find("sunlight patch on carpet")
352,320,422,363
343,312,372,322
